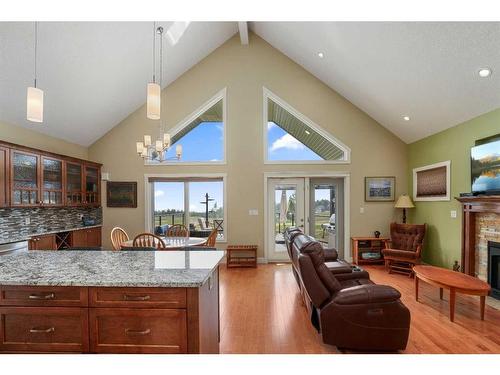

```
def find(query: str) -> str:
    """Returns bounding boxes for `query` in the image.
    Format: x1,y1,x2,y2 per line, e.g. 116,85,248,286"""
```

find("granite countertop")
0,224,103,245
0,250,224,287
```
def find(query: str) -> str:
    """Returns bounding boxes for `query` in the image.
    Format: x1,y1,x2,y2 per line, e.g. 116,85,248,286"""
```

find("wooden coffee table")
413,265,491,322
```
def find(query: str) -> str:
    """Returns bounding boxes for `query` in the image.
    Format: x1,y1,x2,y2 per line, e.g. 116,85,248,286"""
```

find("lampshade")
136,142,144,154
395,195,415,209
146,83,161,120
176,144,183,158
27,86,43,123
163,133,171,147
155,140,163,152
143,135,152,146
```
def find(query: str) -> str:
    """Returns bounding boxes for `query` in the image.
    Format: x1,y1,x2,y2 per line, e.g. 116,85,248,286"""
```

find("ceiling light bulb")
403,116,410,121
317,52,324,58
478,68,492,78
305,130,311,135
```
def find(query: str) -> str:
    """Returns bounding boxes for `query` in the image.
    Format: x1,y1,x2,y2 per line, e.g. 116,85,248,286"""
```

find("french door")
267,178,305,262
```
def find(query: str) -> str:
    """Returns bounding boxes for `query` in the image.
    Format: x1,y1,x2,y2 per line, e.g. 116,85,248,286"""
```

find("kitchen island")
0,250,224,354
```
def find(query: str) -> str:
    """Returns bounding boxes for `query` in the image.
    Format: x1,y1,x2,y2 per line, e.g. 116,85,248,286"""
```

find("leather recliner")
293,234,411,351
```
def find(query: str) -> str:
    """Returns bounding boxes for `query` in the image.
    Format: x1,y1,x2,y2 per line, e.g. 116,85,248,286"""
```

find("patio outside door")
267,178,305,262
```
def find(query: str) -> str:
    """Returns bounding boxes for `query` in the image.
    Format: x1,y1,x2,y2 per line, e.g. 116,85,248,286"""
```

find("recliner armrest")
323,248,338,261
333,284,401,305
333,270,370,281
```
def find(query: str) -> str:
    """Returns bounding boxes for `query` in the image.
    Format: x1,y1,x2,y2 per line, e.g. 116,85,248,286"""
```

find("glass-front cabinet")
11,150,40,206
4,143,101,208
66,162,83,206
41,156,63,206
84,165,100,206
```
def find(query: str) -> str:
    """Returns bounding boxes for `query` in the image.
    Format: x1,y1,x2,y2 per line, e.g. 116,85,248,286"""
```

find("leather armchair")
297,243,410,351
382,222,426,276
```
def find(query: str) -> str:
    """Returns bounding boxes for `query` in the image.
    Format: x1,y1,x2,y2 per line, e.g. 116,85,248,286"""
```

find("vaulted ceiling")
1,21,499,146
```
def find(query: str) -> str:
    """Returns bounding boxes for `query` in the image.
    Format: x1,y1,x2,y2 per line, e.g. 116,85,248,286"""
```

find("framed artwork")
413,160,451,201
106,181,137,208
365,176,396,202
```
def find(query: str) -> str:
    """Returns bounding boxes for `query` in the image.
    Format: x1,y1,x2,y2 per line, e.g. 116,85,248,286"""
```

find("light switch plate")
249,209,258,216
450,210,457,218
360,207,365,214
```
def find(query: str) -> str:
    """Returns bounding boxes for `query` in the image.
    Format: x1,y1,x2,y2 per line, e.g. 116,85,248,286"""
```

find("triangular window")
161,89,225,163
264,89,350,163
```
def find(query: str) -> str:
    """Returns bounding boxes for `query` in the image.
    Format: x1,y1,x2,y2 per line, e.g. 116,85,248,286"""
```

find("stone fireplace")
475,212,500,282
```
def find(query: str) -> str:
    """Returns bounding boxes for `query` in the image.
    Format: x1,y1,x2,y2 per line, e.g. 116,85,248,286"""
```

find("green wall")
408,108,500,268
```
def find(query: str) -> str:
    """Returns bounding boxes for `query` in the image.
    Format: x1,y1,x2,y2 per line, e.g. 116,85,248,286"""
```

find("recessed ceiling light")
305,130,311,135
403,116,410,121
478,68,492,78
317,52,324,58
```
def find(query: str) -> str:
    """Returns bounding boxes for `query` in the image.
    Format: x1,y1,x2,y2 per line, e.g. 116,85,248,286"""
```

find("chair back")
204,229,218,247
166,224,189,237
133,233,166,249
198,218,209,230
390,223,426,252
110,227,129,250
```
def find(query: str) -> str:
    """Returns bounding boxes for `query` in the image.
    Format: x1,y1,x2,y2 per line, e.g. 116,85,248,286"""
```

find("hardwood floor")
219,264,500,354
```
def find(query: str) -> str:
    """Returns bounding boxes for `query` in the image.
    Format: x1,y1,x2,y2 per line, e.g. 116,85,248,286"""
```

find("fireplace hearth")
489,241,500,300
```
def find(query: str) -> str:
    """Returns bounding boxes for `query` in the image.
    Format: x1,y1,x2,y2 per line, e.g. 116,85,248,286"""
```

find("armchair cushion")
390,222,426,252
323,248,338,261
382,248,419,260
333,284,401,305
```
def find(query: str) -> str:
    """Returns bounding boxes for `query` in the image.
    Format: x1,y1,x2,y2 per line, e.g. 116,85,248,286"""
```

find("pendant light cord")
152,21,156,83
34,22,38,88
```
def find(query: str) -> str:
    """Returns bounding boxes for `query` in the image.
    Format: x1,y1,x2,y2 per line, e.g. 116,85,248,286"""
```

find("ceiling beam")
238,22,249,45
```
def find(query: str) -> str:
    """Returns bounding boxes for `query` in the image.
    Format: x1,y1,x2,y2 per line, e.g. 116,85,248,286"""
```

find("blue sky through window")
154,181,223,212
164,122,223,162
267,122,323,161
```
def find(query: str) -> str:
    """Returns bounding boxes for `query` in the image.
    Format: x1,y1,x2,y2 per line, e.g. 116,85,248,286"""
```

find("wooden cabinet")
71,227,101,248
0,307,89,353
89,308,187,354
84,165,100,206
0,141,101,208
41,156,63,206
10,149,40,207
28,234,57,250
66,162,83,206
0,270,220,354
351,237,389,265
0,146,9,207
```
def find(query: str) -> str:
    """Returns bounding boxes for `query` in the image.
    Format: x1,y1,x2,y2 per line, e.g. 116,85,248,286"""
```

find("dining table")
122,236,207,249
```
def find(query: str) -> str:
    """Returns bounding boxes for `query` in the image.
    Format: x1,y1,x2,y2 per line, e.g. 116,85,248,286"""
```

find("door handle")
125,328,151,336
123,294,151,301
29,293,55,300
30,327,55,334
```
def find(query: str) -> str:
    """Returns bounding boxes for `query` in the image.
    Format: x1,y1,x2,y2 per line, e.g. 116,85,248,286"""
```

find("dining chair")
133,233,166,249
110,227,130,251
166,224,189,237
204,229,218,247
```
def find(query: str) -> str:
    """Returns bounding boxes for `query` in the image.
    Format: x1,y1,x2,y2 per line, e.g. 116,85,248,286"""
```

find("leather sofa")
285,229,410,351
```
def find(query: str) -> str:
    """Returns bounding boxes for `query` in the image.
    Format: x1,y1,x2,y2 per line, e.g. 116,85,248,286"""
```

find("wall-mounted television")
471,138,500,195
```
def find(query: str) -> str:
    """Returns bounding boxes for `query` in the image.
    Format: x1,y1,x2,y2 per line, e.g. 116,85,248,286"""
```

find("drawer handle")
28,293,55,300
29,327,55,334
123,294,151,301
125,328,151,336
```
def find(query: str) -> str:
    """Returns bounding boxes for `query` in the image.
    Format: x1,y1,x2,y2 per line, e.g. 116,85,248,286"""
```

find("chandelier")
136,24,182,162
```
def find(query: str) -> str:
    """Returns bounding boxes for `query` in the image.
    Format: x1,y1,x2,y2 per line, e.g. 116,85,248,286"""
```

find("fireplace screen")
488,241,500,300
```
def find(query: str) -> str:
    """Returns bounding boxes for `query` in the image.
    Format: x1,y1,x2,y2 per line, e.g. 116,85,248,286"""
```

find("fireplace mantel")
456,196,500,276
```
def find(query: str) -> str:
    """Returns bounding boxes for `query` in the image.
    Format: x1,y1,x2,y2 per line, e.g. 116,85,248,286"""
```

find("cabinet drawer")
0,307,89,353
89,308,187,354
89,287,186,308
0,286,88,307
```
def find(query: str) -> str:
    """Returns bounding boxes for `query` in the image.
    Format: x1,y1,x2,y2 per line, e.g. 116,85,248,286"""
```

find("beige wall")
0,120,88,160
89,33,408,258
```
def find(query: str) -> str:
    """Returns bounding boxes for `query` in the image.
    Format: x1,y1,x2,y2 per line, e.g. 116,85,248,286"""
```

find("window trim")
145,87,227,166
263,87,351,165
144,173,228,243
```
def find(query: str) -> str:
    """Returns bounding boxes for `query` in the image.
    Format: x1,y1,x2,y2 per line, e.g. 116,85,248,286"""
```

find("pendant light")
27,22,43,123
147,22,161,120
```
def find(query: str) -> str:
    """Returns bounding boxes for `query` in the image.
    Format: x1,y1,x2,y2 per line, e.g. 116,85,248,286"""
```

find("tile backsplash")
0,207,102,243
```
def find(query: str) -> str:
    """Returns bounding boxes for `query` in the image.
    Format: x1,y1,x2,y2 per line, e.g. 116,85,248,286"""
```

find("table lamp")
394,194,414,223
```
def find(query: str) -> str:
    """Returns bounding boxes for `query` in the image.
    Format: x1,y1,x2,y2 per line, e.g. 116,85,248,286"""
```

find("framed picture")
365,176,396,202
413,160,451,201
106,181,137,208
